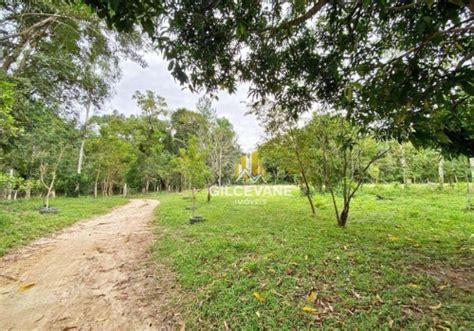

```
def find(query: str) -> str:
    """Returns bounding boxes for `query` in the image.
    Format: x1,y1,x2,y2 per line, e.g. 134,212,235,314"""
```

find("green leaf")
236,23,247,39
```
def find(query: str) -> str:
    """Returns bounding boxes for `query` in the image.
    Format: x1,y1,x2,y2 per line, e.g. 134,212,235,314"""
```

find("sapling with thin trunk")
39,148,64,209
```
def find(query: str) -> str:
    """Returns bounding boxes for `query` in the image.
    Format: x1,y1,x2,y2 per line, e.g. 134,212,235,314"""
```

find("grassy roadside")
153,185,473,329
0,196,128,256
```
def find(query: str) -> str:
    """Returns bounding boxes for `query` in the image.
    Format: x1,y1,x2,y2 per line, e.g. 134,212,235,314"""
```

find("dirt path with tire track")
0,199,180,330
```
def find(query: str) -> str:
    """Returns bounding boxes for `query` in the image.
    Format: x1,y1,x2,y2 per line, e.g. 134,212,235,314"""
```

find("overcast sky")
104,53,264,153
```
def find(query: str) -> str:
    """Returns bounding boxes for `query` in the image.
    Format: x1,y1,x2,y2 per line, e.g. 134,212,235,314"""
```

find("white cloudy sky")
104,53,265,152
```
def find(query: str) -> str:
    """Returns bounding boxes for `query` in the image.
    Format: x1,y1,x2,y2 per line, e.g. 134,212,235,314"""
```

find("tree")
131,90,168,193
1,0,146,196
28,112,76,208
82,0,474,156
0,78,20,154
307,116,389,226
170,108,209,151
259,137,298,184
177,136,209,216
87,112,136,196
1,0,143,109
75,59,121,194
209,118,239,186
257,106,316,215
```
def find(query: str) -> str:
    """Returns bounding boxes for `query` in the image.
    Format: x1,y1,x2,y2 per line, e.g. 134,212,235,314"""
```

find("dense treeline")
260,123,469,186
0,1,239,202
259,113,472,225
0,92,240,200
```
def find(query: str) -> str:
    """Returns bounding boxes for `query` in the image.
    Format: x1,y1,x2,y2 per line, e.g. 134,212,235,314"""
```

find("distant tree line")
259,112,472,226
0,92,240,201
0,1,240,202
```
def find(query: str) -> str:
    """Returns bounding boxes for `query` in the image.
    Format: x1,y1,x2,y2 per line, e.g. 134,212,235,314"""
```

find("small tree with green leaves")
178,136,209,218
307,115,389,227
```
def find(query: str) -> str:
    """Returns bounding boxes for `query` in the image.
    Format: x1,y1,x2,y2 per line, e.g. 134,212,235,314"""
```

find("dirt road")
0,199,177,330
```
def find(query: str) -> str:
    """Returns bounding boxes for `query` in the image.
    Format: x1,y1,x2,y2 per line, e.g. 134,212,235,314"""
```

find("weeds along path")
0,199,177,330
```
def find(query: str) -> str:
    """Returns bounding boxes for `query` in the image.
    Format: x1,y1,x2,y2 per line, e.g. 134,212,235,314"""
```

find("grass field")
153,185,473,329
0,196,128,256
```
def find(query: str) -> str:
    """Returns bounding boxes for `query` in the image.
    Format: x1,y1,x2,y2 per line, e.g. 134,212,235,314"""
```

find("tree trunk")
94,181,98,198
103,174,109,196
338,205,349,227
123,183,128,197
6,168,13,200
94,170,100,198
218,150,223,186
44,174,57,209
2,16,57,72
145,179,150,194
207,186,212,203
75,140,86,194
108,180,113,196
289,128,315,215
75,99,92,194
467,158,474,210
44,192,50,209
438,156,444,188
192,188,196,216
25,189,31,199
400,144,407,186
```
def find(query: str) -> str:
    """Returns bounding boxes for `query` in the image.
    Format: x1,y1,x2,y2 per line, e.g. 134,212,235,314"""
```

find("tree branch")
348,148,390,202
0,16,57,43
269,0,330,36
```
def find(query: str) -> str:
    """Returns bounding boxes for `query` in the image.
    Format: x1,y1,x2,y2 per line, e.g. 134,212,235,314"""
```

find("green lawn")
153,185,474,329
0,196,128,256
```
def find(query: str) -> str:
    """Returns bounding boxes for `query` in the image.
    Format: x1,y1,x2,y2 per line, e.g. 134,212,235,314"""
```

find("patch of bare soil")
412,263,474,293
0,199,182,330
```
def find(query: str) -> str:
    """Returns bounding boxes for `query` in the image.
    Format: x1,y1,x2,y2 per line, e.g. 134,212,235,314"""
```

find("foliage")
0,0,148,197
82,0,474,155
177,136,210,190
260,117,470,187
0,78,20,152
305,115,390,225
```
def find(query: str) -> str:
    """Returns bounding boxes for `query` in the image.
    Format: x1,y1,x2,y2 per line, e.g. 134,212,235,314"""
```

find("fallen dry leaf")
303,306,317,314
18,282,36,292
429,302,442,310
374,294,384,304
253,291,266,302
307,290,318,302
351,289,361,299
271,289,284,297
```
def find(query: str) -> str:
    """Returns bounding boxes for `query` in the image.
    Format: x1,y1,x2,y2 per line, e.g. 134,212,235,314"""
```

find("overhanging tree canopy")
81,0,473,155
